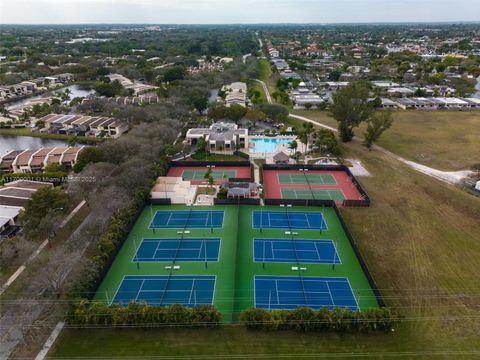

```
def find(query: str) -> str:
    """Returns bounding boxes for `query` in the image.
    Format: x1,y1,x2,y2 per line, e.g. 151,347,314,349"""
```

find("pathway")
254,79,272,104
35,322,65,360
289,114,473,185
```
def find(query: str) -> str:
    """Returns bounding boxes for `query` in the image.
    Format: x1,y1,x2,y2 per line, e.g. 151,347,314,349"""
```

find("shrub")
240,307,397,333
217,187,228,199
68,300,222,328
240,307,272,330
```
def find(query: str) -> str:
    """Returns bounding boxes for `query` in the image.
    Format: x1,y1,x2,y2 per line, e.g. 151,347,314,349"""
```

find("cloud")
1,0,479,24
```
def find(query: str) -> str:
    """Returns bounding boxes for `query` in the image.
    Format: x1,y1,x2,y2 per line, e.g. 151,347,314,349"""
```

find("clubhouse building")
185,122,248,154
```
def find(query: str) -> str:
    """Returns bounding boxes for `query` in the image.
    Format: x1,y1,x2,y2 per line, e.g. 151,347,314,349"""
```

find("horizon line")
1,21,480,26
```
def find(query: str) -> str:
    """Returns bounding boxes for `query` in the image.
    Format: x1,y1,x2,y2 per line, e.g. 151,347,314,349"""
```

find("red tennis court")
168,166,251,185
263,169,364,204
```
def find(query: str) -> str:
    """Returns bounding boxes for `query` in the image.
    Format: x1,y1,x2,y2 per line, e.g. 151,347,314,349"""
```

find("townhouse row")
0,146,85,173
40,113,128,138
0,73,74,103
379,97,480,110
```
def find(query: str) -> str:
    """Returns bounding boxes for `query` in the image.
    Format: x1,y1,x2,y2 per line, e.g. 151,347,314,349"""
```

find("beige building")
186,122,248,154
222,82,247,107
0,147,85,173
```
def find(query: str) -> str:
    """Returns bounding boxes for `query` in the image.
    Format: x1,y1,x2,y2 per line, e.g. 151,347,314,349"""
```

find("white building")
186,122,248,153
223,82,247,107
290,82,324,109
0,205,22,239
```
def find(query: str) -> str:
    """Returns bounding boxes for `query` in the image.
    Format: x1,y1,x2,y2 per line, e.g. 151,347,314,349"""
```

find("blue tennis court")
134,238,221,262
112,275,216,307
252,211,327,230
255,276,358,310
254,239,340,264
149,210,224,229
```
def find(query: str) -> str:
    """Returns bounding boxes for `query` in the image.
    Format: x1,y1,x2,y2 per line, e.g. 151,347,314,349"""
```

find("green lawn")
188,153,247,161
292,109,480,171
250,80,267,104
259,58,272,82
50,326,424,359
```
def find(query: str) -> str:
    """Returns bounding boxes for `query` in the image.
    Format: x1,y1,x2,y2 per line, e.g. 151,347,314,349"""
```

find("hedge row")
69,185,152,300
233,150,250,160
69,300,222,328
240,307,397,333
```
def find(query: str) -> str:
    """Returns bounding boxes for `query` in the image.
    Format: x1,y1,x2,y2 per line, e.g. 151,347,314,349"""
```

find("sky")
0,0,479,24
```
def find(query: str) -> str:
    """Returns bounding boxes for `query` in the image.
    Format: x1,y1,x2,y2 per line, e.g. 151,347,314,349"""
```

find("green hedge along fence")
69,300,222,328
240,307,397,333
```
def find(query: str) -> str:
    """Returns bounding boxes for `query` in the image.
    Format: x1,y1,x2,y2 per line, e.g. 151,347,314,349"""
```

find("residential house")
8,147,84,173
42,114,128,139
0,150,24,173
387,87,415,98
379,98,399,109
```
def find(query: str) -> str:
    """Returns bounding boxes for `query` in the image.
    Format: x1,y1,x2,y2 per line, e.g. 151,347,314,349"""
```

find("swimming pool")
250,137,294,153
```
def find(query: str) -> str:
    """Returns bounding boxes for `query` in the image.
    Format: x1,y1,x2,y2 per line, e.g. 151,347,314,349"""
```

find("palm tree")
289,140,298,152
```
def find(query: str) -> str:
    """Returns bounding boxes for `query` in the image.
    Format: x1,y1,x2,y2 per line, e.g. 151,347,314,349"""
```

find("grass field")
292,109,480,171
187,153,247,161
250,80,268,104
259,58,272,82
49,135,480,358
258,58,279,97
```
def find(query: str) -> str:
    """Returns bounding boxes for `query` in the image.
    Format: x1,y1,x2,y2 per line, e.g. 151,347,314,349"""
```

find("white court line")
275,279,280,304
188,279,196,304
325,281,336,307
345,277,360,310
197,239,204,260
313,242,322,261
152,239,162,259
135,279,146,301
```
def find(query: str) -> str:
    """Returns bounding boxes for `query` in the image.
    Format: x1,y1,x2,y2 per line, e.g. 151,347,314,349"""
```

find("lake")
6,84,96,109
0,135,69,156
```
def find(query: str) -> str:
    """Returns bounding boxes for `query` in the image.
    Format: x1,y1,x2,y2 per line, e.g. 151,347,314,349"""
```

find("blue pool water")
250,137,294,153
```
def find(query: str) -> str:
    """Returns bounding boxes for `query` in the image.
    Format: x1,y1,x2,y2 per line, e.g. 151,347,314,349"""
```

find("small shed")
222,182,258,198
273,151,290,164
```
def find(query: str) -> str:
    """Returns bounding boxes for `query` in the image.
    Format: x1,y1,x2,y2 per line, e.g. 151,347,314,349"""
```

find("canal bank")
0,130,102,154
